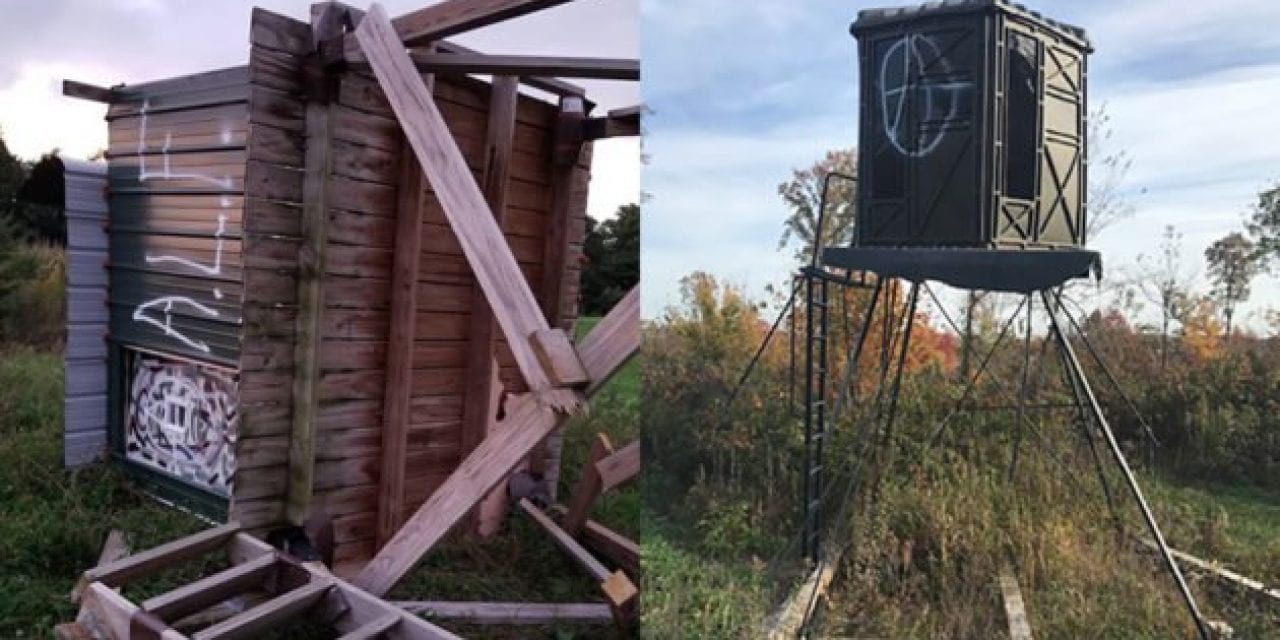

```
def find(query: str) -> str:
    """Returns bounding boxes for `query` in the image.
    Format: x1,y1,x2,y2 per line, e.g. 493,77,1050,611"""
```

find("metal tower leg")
1041,291,1211,640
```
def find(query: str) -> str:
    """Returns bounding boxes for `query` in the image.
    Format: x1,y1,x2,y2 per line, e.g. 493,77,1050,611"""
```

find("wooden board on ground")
396,601,614,625
998,564,1034,640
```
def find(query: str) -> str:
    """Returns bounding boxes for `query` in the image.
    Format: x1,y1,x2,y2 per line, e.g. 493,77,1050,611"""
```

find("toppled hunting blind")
60,1,640,628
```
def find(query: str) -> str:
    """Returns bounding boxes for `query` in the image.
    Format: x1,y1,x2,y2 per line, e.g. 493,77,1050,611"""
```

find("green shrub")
0,242,65,350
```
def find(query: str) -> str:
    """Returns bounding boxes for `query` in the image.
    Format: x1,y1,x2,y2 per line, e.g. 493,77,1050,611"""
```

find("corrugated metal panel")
63,156,109,468
105,67,249,367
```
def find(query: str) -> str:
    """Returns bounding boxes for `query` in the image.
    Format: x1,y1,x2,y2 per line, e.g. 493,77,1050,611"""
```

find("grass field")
0,314,639,638
638,412,1280,639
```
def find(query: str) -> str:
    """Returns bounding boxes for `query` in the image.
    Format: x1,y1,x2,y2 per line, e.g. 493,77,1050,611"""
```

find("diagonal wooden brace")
353,285,641,596
354,2,571,392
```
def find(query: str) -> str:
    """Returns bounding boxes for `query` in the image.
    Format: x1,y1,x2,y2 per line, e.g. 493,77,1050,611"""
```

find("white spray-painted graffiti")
879,34,973,157
129,98,234,353
125,354,238,496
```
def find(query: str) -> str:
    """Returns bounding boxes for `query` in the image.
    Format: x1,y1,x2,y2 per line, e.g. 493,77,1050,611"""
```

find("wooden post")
376,150,427,548
461,75,519,534
561,433,614,536
286,7,341,526
377,44,437,549
534,94,589,497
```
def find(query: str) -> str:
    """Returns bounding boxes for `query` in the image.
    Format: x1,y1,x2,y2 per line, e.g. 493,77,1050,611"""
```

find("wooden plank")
285,15,339,527
461,75,518,536
337,612,400,639
141,554,277,622
377,147,427,549
392,0,572,47
765,542,841,640
530,328,590,387
63,79,114,103
78,582,184,640
192,579,334,640
74,523,240,600
518,498,637,620
97,530,131,567
1137,538,1280,602
396,601,613,625
578,286,640,394
318,573,462,640
354,4,559,392
353,389,580,596
579,519,639,578
998,564,1034,640
402,53,639,80
519,498,608,580
595,440,640,493
561,433,614,536
475,362,512,537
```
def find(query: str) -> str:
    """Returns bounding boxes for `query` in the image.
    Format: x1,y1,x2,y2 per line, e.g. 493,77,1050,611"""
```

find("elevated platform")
820,246,1102,293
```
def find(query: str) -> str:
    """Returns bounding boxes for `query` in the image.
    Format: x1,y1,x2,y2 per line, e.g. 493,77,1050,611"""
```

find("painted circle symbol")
880,34,962,157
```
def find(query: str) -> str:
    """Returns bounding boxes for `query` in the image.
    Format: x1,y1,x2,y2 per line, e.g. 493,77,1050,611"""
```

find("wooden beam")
392,0,573,46
377,142,429,549
191,579,334,640
62,79,114,103
402,52,639,80
355,3,565,392
998,564,1034,640
435,41,588,100
531,328,590,387
595,440,640,493
461,75,519,536
578,286,640,395
517,499,637,614
286,10,342,526
74,522,241,601
561,433,614,536
584,105,642,139
396,601,614,625
141,554,277,622
354,389,581,596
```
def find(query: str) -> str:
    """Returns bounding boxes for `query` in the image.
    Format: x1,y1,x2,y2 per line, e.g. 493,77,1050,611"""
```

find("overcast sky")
642,0,1280,329
0,0,640,221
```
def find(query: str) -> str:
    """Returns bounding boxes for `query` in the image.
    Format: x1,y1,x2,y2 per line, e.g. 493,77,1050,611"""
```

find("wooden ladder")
60,522,460,640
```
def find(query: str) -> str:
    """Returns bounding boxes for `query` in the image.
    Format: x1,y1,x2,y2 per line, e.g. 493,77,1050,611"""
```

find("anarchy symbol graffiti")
879,34,969,157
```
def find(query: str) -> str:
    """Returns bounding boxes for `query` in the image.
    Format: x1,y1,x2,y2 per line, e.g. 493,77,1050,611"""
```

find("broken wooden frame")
62,522,461,640
61,0,641,626
343,0,641,601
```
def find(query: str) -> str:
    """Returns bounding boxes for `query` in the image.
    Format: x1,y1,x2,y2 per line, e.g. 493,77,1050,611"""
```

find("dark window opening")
1005,32,1039,200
